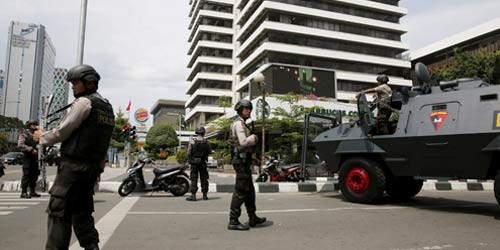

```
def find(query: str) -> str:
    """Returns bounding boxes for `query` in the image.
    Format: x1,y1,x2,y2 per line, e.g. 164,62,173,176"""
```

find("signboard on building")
134,108,149,123
251,64,336,100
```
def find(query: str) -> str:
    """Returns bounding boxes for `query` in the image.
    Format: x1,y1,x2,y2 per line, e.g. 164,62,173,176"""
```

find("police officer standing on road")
186,126,212,201
18,120,41,198
38,65,115,250
355,74,393,134
227,99,266,231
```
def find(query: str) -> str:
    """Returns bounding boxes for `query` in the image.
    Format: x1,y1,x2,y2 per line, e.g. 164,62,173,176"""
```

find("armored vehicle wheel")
386,177,423,201
495,172,500,206
338,158,386,204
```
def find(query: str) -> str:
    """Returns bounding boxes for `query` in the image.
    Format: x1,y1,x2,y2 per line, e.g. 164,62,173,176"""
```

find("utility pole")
77,0,88,64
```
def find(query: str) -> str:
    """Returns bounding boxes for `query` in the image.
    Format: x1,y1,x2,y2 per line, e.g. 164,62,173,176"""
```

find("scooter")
118,156,190,197
255,157,301,182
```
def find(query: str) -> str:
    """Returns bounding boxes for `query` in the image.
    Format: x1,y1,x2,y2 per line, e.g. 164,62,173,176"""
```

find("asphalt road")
1,190,500,250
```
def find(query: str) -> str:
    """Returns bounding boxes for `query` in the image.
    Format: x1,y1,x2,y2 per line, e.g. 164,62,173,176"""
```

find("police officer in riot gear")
40,64,115,250
18,120,41,198
227,99,266,231
186,126,212,201
355,74,393,134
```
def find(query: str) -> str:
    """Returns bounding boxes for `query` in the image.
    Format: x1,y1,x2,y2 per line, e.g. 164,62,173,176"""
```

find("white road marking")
127,202,496,216
0,202,39,205
0,198,49,201
0,211,13,215
69,197,140,250
0,206,28,210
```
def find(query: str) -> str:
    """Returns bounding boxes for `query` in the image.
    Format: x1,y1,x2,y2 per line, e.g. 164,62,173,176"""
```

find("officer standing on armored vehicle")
18,120,41,198
186,126,212,201
227,99,266,231
356,74,393,134
39,65,114,250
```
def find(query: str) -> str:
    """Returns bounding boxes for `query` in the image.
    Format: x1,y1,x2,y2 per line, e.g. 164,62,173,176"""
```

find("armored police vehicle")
314,63,500,206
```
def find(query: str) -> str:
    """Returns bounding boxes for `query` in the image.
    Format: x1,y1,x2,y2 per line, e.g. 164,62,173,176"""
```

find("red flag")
125,100,131,111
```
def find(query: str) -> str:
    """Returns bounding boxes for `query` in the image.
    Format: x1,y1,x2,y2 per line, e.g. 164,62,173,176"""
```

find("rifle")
38,95,54,192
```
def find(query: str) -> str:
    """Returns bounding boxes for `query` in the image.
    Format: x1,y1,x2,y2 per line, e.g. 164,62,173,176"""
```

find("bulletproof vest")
60,93,115,163
191,138,209,158
21,131,37,156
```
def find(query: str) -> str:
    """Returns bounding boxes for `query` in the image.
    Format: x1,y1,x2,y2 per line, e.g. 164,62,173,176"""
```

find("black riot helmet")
25,120,38,127
376,74,389,84
195,126,205,136
66,64,101,84
234,99,253,114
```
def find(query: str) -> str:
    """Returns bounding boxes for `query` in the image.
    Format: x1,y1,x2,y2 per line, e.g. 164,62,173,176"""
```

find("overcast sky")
0,0,499,124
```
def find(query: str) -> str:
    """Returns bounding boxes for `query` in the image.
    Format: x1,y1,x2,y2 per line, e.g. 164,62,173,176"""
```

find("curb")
0,180,495,193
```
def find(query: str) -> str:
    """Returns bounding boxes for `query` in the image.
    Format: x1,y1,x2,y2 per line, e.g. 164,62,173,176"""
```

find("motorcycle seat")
280,164,298,171
153,165,182,175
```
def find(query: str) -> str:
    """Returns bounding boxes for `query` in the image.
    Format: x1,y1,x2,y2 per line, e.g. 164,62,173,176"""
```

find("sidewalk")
0,167,494,193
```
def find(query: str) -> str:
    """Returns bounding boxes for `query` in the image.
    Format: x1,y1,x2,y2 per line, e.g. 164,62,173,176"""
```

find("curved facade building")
187,0,412,128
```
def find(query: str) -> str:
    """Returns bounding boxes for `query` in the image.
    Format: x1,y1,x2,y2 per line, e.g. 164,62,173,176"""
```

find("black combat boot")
84,243,100,250
227,218,249,231
20,192,31,199
202,193,208,200
30,189,41,197
248,213,267,227
186,193,197,201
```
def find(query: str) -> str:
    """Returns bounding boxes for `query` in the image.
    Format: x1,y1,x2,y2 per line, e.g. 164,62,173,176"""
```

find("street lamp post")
251,73,266,173
77,0,88,64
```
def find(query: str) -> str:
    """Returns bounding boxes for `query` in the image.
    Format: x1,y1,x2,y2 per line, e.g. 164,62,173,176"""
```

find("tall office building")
187,0,412,128
187,0,235,128
1,21,56,123
47,68,69,130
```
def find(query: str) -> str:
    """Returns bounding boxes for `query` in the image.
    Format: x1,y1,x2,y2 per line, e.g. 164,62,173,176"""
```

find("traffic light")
122,124,130,139
129,126,137,141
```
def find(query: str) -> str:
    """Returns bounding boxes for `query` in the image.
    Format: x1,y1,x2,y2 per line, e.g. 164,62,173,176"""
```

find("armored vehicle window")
432,104,447,111
480,94,497,102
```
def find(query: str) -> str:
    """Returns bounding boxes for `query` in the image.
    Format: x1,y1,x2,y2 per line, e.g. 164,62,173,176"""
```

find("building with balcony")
187,0,412,128
1,21,56,123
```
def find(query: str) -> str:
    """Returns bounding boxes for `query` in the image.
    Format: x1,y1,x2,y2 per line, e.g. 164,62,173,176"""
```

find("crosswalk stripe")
0,206,28,210
0,211,13,215
0,198,49,201
0,202,39,205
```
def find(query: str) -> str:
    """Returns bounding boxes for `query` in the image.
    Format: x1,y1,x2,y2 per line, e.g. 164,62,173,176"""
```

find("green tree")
0,115,24,129
109,109,129,152
261,93,319,163
144,122,179,156
435,49,500,85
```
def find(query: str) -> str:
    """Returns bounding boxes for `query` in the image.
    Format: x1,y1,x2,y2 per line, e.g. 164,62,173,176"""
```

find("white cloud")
400,0,500,50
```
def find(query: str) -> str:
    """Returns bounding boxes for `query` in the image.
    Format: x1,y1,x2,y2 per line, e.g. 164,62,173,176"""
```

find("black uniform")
228,117,266,229
41,93,114,250
18,130,40,196
188,137,211,195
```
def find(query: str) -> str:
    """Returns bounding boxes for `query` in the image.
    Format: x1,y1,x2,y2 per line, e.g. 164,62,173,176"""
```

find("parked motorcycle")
255,157,301,182
118,156,190,197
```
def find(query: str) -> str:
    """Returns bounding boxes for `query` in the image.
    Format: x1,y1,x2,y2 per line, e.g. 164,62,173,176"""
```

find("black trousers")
21,157,39,192
46,159,99,250
189,163,209,194
377,107,392,135
229,163,256,221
